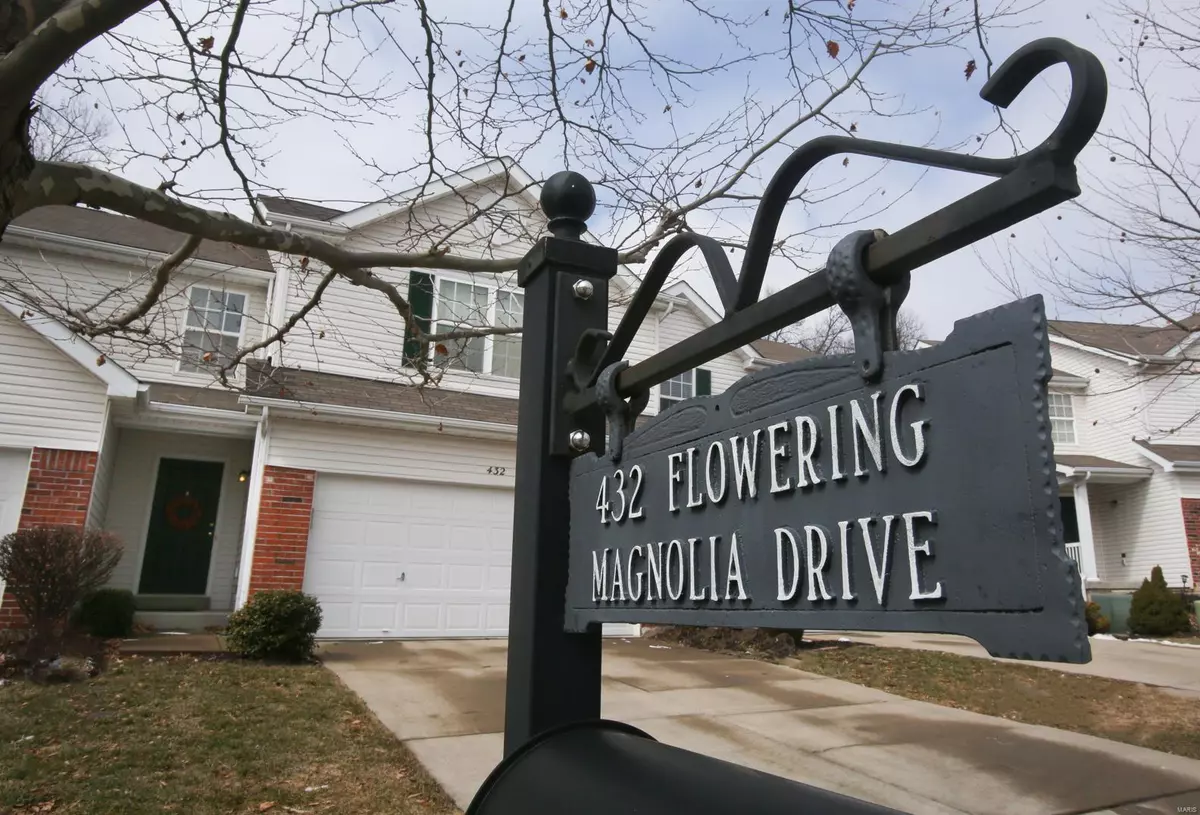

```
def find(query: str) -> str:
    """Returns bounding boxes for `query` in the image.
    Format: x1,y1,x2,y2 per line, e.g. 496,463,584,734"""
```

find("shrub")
225,590,322,662
1128,566,1190,638
0,526,122,648
1084,601,1110,636
74,588,136,639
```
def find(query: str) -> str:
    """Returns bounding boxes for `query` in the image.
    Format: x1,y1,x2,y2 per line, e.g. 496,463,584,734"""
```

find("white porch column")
234,408,270,609
1073,479,1099,582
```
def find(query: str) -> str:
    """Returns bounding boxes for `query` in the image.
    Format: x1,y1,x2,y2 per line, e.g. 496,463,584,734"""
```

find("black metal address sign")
566,295,1090,664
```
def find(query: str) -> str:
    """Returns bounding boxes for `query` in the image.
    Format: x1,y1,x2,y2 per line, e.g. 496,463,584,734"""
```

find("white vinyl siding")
649,301,748,416
1142,368,1200,444
103,430,254,610
1088,473,1191,588
1,245,268,384
87,417,120,529
266,418,516,488
1047,344,1147,461
0,308,108,451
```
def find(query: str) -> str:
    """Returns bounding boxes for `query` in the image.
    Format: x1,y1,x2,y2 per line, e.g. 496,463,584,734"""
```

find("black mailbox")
468,719,906,814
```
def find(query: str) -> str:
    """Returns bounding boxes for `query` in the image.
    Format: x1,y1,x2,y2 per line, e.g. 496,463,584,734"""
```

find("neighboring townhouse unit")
0,159,799,637
1044,318,1200,595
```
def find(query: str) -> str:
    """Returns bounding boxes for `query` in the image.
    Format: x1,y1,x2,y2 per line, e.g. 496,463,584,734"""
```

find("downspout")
234,406,271,609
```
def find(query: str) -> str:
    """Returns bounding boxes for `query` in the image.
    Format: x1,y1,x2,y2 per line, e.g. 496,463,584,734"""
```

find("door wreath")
165,493,203,531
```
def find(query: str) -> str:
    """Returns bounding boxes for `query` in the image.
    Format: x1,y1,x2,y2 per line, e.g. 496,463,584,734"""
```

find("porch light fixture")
238,470,249,483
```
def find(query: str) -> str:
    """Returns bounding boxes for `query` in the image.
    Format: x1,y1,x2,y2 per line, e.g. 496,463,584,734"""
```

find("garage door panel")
305,474,515,638
307,560,357,592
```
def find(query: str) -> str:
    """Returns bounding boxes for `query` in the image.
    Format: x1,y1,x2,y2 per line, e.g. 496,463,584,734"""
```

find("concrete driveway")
321,638,1200,814
814,631,1200,695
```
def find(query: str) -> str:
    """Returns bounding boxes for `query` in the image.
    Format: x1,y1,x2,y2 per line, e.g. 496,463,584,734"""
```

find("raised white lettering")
730,430,762,500
708,535,720,600
805,525,834,601
827,404,846,481
667,453,685,512
838,519,855,600
904,510,943,600
795,415,822,487
592,548,609,601
688,538,706,600
647,542,664,601
859,515,896,605
725,532,748,601
628,465,645,519
686,447,704,508
666,539,685,600
851,391,885,476
775,527,801,601
767,421,793,494
890,383,928,467
705,441,728,504
628,545,644,602
611,548,626,601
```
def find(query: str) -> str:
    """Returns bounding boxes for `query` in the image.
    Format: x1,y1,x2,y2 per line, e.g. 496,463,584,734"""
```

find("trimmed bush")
1085,601,1110,636
225,590,322,662
0,526,123,648
1128,566,1190,638
74,588,136,639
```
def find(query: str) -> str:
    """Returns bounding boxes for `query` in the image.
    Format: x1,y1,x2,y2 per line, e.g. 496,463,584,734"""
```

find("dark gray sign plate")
566,296,1089,663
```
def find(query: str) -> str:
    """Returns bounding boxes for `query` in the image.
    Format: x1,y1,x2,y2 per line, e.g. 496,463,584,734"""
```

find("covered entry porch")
96,385,260,629
1057,455,1153,589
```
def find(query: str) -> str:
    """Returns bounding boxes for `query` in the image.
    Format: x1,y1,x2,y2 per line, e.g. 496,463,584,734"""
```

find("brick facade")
1,448,99,629
247,466,316,595
1184,498,1200,588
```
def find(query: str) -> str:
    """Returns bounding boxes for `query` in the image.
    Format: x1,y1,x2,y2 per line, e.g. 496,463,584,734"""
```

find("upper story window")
180,286,247,373
659,368,711,412
406,272,524,378
1048,392,1076,445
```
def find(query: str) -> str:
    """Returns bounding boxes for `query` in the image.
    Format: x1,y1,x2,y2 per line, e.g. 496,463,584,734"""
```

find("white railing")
1065,542,1083,571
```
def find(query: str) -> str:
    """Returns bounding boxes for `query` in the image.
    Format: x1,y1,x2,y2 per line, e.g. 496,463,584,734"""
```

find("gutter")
238,395,518,440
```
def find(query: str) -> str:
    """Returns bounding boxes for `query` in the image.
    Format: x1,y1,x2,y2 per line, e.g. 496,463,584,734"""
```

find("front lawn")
0,655,459,815
788,644,1200,761
648,626,1200,761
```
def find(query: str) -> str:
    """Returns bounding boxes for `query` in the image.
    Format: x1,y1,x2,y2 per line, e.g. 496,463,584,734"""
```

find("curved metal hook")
734,37,1107,311
981,37,1107,163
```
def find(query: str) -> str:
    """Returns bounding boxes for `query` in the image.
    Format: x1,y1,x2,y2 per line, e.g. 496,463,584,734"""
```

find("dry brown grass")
0,655,460,815
649,626,1200,761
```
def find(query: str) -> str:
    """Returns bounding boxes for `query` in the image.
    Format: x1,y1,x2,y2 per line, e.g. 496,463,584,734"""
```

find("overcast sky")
81,1,1169,341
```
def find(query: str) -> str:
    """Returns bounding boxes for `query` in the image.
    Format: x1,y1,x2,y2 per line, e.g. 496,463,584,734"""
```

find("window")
411,272,524,378
180,287,247,373
432,279,488,373
1048,392,1076,444
659,368,711,412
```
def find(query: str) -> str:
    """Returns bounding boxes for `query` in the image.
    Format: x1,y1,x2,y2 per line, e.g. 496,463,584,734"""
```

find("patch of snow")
648,645,671,650
366,641,384,645
159,631,190,636
303,785,329,793
1092,633,1200,649
837,637,854,643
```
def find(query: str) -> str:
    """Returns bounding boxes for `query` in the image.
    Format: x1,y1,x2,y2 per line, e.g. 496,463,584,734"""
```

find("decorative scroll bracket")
827,229,911,381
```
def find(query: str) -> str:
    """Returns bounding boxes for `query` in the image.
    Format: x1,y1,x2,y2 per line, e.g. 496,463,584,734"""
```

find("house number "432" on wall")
596,465,645,524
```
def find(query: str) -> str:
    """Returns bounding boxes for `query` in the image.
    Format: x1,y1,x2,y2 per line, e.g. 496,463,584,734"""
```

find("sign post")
501,35,1107,780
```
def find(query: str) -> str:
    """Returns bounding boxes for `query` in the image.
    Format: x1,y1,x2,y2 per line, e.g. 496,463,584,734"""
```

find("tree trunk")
0,105,35,236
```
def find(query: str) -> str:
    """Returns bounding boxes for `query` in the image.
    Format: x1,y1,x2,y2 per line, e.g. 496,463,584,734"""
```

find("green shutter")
403,271,434,365
695,368,712,397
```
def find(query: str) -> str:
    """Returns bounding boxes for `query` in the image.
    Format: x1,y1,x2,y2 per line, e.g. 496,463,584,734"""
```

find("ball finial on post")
541,170,596,240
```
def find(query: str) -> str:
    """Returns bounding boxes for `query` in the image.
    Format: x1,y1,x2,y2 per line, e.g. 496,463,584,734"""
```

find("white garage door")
304,474,514,639
0,448,31,606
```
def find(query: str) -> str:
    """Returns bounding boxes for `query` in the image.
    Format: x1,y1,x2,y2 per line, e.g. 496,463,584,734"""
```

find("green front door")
139,458,224,595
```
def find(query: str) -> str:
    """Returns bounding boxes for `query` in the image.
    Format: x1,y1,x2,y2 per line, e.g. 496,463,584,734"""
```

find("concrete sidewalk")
320,638,1200,814
810,631,1200,695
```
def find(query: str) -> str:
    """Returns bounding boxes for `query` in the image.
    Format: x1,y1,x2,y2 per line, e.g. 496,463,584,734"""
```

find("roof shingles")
10,206,273,272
